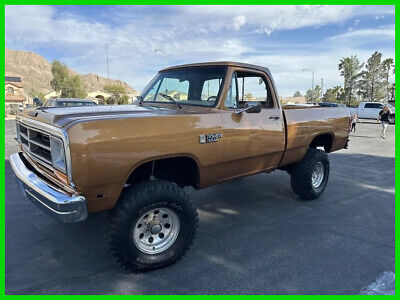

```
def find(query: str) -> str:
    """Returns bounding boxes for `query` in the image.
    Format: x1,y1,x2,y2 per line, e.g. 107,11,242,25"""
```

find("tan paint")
17,62,350,213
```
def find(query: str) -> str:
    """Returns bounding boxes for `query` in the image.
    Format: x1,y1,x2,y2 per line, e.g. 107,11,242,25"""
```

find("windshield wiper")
135,95,144,106
159,93,182,109
133,95,161,110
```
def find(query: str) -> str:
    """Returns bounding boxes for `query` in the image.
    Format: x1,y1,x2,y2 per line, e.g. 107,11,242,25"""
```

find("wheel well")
309,133,333,153
126,157,200,189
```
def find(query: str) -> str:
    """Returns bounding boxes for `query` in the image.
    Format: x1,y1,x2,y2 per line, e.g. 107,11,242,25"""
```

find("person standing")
351,114,358,132
378,105,391,139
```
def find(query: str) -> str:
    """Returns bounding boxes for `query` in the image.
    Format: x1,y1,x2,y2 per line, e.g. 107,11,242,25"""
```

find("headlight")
50,136,66,172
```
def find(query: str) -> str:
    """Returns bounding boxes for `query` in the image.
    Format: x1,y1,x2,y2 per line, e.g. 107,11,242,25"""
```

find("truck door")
219,70,285,181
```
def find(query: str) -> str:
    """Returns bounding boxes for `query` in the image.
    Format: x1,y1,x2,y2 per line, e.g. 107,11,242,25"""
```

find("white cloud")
232,15,246,30
5,5,395,96
179,5,389,35
331,25,395,41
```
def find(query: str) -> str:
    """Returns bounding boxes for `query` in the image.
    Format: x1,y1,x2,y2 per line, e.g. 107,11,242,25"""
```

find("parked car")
43,98,98,107
348,102,395,124
319,102,347,108
10,62,350,272
319,102,350,116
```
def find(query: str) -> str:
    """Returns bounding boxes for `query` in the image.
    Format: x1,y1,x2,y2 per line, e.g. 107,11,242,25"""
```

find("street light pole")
154,49,167,68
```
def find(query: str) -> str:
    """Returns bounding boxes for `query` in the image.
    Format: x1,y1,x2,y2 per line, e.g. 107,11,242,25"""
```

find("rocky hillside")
5,48,135,94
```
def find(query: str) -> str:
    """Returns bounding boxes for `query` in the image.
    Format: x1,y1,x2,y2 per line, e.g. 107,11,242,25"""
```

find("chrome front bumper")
10,152,88,223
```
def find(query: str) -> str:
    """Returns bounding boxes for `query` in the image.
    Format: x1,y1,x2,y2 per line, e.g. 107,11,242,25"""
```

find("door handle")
269,115,280,120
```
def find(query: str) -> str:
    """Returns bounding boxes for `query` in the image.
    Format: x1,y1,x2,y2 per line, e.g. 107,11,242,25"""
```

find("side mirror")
235,101,262,115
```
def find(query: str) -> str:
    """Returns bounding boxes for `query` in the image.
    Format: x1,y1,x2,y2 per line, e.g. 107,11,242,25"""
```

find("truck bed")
279,106,350,167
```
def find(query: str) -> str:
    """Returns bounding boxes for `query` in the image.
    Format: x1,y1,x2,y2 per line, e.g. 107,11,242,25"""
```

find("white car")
348,102,395,124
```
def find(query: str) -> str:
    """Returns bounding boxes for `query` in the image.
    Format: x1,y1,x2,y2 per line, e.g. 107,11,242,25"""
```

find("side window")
155,78,189,101
201,79,222,101
237,73,273,109
365,103,382,109
225,74,238,109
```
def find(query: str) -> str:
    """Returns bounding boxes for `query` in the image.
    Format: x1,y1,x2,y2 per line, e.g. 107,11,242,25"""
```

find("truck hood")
20,104,212,128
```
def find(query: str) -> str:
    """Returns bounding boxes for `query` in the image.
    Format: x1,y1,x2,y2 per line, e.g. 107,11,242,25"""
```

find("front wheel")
105,180,198,272
290,148,330,200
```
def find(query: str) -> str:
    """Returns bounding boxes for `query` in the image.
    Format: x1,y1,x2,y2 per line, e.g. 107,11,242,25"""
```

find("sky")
5,5,395,97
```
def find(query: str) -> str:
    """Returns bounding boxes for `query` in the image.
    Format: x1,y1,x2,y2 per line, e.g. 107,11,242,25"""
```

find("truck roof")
161,61,271,75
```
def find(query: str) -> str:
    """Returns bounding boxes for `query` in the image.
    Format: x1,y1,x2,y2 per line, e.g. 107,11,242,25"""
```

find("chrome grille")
17,122,53,168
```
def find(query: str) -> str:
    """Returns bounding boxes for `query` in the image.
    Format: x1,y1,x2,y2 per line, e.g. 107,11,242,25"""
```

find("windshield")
140,66,227,107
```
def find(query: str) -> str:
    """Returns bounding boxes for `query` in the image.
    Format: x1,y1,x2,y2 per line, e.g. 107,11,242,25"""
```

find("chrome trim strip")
16,116,75,187
10,152,87,223
25,189,71,215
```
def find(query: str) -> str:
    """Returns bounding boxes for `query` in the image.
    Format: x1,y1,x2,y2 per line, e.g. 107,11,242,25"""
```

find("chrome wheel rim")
311,162,325,188
133,207,180,254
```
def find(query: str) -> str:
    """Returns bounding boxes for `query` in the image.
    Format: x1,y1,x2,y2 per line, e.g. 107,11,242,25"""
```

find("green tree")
360,52,388,101
104,84,129,105
50,60,86,98
338,55,364,106
389,83,395,101
26,88,46,102
50,60,69,95
306,85,321,103
323,88,337,102
382,58,394,100
64,75,87,98
323,86,342,103
293,91,302,97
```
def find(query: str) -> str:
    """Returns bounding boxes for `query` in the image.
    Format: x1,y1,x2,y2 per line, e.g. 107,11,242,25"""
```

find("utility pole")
302,69,315,91
105,43,110,79
320,78,324,100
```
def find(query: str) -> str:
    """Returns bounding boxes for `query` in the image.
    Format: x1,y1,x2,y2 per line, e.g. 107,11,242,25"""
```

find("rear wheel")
290,148,330,200
105,180,198,272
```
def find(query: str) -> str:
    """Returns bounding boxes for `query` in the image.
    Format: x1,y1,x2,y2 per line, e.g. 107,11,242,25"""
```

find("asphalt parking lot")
5,119,395,295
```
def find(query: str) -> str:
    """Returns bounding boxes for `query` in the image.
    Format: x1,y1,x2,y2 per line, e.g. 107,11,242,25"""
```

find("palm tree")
332,86,341,100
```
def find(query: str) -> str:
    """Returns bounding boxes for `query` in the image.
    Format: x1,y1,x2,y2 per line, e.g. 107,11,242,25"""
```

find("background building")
281,96,307,105
5,75,29,116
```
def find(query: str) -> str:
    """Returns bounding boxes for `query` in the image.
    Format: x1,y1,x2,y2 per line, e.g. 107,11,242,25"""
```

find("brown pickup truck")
11,62,349,271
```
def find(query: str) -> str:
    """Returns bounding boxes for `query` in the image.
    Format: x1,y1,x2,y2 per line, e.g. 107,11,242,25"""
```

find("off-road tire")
105,180,198,272
290,148,330,200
